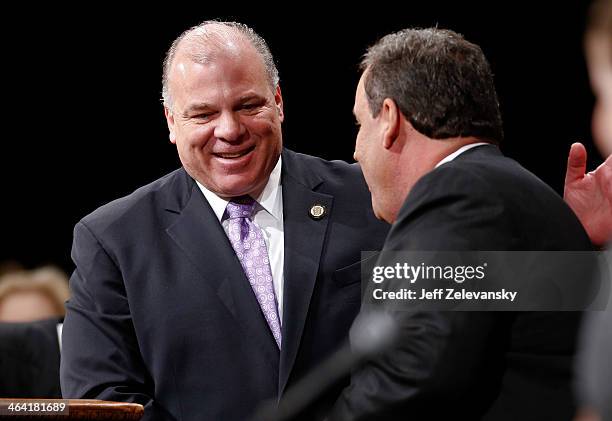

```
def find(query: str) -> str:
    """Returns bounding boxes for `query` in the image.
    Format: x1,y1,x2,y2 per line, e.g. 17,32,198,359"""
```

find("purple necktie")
225,197,282,348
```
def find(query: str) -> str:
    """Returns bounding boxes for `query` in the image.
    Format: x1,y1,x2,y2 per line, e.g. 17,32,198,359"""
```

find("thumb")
565,142,588,185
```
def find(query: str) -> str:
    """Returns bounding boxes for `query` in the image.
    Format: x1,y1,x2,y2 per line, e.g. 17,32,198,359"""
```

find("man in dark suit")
328,28,594,420
60,21,388,420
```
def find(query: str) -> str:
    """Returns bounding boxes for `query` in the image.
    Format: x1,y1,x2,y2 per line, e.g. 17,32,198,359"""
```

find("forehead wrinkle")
169,27,264,97
167,25,274,116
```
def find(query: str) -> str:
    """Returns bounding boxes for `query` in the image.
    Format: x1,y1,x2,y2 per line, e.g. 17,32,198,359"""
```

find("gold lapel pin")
309,204,326,220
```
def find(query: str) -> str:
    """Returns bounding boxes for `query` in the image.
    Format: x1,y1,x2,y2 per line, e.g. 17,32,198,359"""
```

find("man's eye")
241,103,258,110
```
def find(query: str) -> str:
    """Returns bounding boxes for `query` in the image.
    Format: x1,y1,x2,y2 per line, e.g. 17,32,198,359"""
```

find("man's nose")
214,112,244,142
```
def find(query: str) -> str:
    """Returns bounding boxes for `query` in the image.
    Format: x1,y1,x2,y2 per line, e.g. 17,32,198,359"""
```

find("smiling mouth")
213,145,255,159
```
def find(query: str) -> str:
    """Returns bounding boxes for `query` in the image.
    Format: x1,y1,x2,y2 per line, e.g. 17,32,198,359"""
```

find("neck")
387,136,487,223
429,136,487,165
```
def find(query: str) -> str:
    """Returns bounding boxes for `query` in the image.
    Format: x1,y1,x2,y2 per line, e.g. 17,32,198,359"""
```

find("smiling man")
60,21,388,420
163,24,284,199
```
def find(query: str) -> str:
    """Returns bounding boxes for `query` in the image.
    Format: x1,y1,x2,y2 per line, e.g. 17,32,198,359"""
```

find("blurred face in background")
0,268,69,322
586,29,612,156
0,290,60,322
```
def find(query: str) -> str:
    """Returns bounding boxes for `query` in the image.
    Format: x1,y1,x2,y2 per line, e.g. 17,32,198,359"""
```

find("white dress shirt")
197,157,285,321
435,142,491,168
57,322,63,352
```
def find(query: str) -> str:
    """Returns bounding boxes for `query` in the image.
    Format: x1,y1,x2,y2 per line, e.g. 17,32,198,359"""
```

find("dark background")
1,2,604,274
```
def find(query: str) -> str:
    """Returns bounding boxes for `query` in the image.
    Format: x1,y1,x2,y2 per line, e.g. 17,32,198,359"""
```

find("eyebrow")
182,103,214,116
180,93,269,118
238,94,265,103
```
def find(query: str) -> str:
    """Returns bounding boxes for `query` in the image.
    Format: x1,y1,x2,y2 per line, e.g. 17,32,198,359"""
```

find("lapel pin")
309,204,326,220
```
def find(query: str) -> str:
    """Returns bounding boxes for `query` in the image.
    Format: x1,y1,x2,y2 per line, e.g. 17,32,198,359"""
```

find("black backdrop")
2,2,604,274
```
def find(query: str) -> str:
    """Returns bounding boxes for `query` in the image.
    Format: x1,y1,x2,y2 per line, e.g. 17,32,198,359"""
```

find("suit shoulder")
417,151,556,201
286,150,367,190
400,149,591,249
78,168,187,233
290,150,361,174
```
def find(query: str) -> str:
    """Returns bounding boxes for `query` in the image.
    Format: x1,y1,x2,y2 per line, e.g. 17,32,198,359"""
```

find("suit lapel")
279,150,333,394
165,170,280,372
160,157,334,393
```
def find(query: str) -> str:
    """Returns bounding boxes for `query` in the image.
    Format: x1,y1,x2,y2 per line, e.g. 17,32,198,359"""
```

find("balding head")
162,21,279,110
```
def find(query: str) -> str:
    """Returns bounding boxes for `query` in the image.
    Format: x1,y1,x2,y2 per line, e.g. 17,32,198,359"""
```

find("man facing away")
329,28,595,421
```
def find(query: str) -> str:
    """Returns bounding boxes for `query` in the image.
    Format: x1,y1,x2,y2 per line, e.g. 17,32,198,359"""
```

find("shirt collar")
196,156,283,222
435,142,490,168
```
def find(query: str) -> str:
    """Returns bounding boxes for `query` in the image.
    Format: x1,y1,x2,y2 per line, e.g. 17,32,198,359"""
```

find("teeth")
214,146,254,159
217,151,248,159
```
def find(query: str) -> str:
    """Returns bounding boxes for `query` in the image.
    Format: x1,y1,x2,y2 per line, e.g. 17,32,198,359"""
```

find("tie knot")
225,196,256,220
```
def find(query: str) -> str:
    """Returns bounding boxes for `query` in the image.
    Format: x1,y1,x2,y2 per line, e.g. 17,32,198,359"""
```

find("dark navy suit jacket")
330,145,594,421
60,149,389,420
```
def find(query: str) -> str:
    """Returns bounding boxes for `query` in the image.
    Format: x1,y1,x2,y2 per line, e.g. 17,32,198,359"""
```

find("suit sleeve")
60,221,173,420
328,166,511,420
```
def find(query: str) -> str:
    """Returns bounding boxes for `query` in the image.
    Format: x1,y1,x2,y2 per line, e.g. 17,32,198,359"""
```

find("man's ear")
275,85,284,122
164,106,177,144
381,98,400,150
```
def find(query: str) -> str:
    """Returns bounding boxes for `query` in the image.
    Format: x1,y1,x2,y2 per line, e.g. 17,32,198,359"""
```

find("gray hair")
161,21,280,109
361,28,503,144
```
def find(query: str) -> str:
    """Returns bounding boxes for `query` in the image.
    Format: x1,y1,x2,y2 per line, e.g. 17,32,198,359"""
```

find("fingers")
594,154,612,196
565,142,588,185
593,152,612,172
